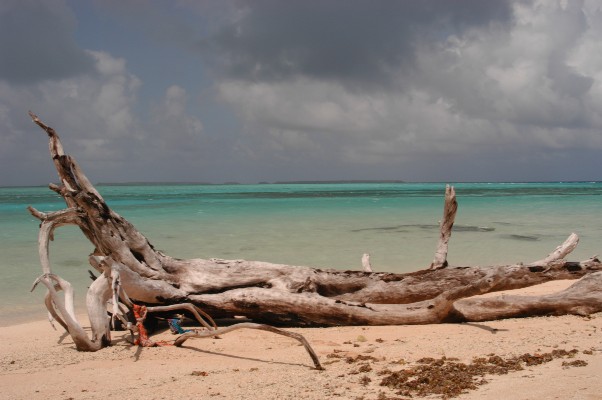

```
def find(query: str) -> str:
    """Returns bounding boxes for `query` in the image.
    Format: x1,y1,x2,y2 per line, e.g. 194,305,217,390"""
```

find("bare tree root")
32,273,110,351
174,322,324,370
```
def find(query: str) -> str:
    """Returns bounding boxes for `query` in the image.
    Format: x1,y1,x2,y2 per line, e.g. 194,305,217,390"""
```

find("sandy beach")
1,280,600,400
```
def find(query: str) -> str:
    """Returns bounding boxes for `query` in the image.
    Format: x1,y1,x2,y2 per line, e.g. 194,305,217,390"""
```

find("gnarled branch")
429,185,457,270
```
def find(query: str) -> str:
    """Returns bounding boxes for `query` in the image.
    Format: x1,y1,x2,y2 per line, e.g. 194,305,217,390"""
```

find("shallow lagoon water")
1,182,601,324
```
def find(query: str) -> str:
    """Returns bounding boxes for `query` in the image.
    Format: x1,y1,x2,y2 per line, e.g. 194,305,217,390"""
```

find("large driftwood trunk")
27,113,602,355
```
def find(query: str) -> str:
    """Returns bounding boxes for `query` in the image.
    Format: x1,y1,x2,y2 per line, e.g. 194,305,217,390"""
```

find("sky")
1,0,602,186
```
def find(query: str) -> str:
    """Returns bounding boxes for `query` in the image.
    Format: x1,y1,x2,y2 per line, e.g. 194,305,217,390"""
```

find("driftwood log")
27,113,602,366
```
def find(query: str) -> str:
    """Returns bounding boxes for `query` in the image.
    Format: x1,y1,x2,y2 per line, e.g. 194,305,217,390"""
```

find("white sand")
1,280,600,400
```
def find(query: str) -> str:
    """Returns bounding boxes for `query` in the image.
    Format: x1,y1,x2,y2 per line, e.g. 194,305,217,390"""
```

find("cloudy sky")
1,0,601,186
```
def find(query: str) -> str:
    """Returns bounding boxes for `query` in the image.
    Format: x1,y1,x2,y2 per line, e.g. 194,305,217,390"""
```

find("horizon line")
1,179,601,189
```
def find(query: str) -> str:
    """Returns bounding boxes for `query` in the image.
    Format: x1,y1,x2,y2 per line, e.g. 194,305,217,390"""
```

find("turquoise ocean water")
1,182,601,325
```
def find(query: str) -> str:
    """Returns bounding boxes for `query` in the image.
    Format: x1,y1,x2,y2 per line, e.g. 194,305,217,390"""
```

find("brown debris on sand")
378,349,586,399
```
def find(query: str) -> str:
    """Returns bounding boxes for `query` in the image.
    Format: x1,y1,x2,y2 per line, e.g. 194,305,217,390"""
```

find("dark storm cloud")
203,0,513,87
3,0,602,186
0,0,94,84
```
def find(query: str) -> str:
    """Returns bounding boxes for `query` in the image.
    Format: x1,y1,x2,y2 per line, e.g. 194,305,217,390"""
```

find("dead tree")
27,113,602,362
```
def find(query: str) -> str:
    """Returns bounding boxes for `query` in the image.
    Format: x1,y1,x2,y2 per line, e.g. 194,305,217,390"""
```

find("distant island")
271,180,406,184
96,181,225,186
95,180,406,186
